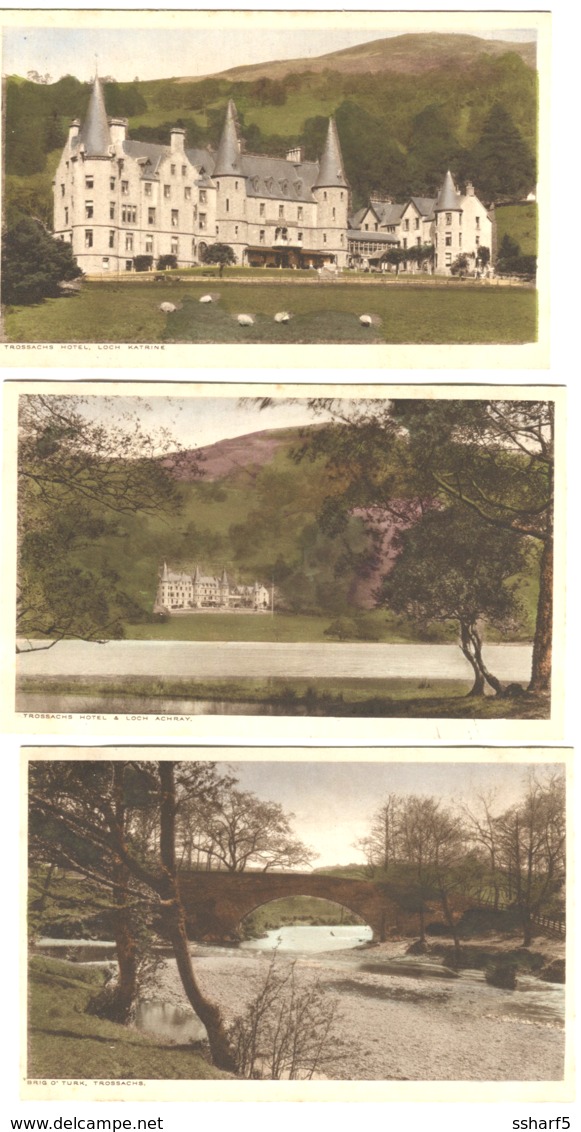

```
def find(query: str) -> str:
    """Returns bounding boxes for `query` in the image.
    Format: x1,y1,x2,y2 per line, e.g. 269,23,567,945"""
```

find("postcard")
0,9,549,368
22,745,573,1101
1,380,565,741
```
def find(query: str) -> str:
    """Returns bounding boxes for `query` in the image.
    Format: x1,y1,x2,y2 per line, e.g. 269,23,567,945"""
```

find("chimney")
286,146,303,163
109,117,128,145
171,127,186,153
68,118,80,143
465,181,475,196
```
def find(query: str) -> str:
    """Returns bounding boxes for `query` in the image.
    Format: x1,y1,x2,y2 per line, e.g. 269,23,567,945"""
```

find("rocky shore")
145,938,565,1081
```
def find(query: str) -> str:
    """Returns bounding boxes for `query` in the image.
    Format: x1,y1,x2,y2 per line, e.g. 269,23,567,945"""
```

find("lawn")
124,610,423,643
4,278,537,344
28,956,230,1081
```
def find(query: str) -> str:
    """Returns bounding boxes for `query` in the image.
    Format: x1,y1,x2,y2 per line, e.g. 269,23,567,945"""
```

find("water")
36,937,117,963
134,1001,206,1044
241,924,373,953
17,639,532,681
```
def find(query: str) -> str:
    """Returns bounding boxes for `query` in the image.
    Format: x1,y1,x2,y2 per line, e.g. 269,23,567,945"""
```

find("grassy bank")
241,896,364,938
5,278,537,344
28,956,231,1080
123,610,436,644
17,675,549,718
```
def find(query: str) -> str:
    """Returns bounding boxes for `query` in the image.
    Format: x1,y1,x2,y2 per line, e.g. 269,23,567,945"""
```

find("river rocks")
406,939,430,955
485,960,519,989
540,959,565,984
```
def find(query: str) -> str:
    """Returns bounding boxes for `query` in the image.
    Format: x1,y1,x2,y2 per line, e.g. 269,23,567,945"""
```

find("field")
4,277,537,344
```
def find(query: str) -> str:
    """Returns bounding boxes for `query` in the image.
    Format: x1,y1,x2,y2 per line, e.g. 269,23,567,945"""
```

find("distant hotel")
53,76,492,276
155,563,270,614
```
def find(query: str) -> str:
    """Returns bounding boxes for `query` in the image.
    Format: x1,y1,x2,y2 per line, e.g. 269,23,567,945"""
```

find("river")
17,639,532,680
36,928,565,1080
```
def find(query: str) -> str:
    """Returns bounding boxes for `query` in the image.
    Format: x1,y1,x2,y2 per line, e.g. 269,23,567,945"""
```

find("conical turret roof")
434,170,461,212
78,76,111,156
213,100,242,176
314,118,348,189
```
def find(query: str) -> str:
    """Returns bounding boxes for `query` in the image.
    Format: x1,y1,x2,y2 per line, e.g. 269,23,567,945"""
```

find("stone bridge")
177,871,429,942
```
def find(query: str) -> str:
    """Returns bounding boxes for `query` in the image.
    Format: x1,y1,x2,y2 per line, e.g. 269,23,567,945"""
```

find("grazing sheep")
359,314,373,326
274,311,290,323
199,294,213,303
159,302,177,313
237,314,254,326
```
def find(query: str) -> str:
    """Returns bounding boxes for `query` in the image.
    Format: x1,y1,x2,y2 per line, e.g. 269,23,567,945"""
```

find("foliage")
157,254,178,271
134,254,154,272
1,219,82,305
229,951,344,1079
469,102,536,199
190,786,315,872
449,254,470,276
201,243,237,268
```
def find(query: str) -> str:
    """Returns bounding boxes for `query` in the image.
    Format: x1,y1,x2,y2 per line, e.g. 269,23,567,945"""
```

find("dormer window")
294,180,302,194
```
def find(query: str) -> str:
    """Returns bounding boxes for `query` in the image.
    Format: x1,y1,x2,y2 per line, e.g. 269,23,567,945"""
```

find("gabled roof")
373,201,405,226
434,171,461,212
410,195,437,216
76,77,111,157
313,118,348,190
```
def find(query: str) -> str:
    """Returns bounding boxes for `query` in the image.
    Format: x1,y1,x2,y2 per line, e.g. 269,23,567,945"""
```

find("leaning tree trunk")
158,762,237,1073
469,625,503,696
529,531,553,694
108,864,139,1023
460,623,485,696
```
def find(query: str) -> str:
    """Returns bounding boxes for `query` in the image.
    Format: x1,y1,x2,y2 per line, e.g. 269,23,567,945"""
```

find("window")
145,235,153,253
171,209,179,227
181,165,187,177
374,222,378,231
445,251,452,265
184,187,191,200
340,192,344,201
121,181,129,195
148,207,156,225
259,203,265,217
459,233,462,247
164,185,171,199
364,223,368,231
171,164,176,175
234,225,238,236
404,219,410,231
278,205,284,218
108,229,116,248
122,205,137,223
144,182,152,197
85,201,94,219
110,202,115,220
475,236,480,247
476,216,480,230
417,236,421,246
64,207,69,225
259,230,265,244
298,206,303,222
215,225,219,235
125,233,134,252
102,257,110,269
403,237,407,249
445,211,452,224
226,199,230,212
340,233,344,244
215,181,220,191
85,176,94,189
323,233,327,244
445,233,452,247
199,213,207,230
84,229,93,248
125,260,132,271
199,190,207,204
298,231,303,241
415,218,419,230
332,207,336,220
110,177,116,191
191,238,196,255
60,183,65,197
235,181,238,190
323,191,327,201
171,236,178,254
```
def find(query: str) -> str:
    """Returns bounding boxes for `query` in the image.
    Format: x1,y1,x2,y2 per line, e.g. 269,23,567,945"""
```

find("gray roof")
77,77,111,156
434,171,461,212
349,206,367,228
347,229,399,244
241,153,319,202
314,118,348,189
212,99,242,176
409,196,437,216
373,200,405,226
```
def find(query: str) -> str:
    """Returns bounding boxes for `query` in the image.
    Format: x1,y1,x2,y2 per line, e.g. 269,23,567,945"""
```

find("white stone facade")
155,563,270,613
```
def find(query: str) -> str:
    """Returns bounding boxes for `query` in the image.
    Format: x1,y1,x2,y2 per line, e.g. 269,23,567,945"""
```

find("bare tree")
194,787,315,873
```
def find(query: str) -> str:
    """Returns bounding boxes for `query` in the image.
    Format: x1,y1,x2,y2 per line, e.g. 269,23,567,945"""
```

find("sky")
2,25,536,83
209,759,555,867
57,394,335,452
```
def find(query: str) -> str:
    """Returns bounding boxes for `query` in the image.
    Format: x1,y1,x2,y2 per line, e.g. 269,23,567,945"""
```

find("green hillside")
55,425,539,644
4,32,537,225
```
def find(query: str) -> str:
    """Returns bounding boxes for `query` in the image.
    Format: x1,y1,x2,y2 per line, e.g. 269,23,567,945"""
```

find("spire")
434,170,461,212
314,118,348,189
213,100,242,176
78,76,111,156
162,561,169,581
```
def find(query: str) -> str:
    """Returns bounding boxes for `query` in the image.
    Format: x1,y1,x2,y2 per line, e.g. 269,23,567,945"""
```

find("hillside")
4,32,537,224
200,32,536,83
162,427,297,483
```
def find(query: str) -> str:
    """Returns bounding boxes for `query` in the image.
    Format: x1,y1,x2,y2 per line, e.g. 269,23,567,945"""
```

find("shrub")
134,255,153,272
1,219,82,305
157,254,178,271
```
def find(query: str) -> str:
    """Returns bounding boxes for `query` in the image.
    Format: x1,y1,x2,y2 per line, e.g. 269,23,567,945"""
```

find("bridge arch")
177,871,410,943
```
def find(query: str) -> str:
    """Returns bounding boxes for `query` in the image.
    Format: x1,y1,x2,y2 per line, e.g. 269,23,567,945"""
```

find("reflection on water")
241,924,373,953
18,693,282,716
36,938,117,963
134,1001,206,1044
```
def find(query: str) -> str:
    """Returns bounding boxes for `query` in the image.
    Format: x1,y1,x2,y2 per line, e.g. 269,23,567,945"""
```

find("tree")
201,243,237,274
195,787,315,873
17,395,190,649
29,759,238,1070
495,771,565,946
469,103,536,200
280,398,554,694
1,219,82,305
379,507,527,695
